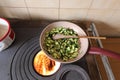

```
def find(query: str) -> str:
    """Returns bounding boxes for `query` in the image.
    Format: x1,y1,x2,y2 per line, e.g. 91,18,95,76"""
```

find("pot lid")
56,64,90,80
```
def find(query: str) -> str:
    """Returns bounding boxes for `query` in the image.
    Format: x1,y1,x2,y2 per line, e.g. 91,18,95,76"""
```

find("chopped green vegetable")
45,27,80,61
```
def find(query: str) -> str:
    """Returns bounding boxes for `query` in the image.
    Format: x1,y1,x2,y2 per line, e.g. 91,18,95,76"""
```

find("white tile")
112,1,120,9
59,9,88,20
28,8,58,20
0,7,30,19
0,0,26,7
112,10,120,21
105,10,120,25
60,0,92,8
90,10,120,36
26,0,59,8
90,0,117,9
86,9,114,21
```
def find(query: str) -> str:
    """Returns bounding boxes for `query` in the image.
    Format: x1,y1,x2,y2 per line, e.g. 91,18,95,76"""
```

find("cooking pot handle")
88,47,120,60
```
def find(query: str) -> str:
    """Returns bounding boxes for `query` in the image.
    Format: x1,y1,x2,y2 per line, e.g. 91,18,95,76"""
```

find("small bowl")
40,21,89,63
33,50,61,76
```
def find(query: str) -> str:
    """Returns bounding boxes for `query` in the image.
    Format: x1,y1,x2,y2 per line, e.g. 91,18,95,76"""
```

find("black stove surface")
0,20,89,80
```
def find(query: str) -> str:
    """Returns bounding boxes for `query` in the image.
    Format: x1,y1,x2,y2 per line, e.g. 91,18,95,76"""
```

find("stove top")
0,20,101,80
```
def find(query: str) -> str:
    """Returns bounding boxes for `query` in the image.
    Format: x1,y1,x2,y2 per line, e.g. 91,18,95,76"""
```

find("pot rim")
40,21,89,63
0,18,11,41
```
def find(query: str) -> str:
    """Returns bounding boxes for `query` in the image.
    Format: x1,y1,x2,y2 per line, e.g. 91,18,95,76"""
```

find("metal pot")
0,18,15,52
40,21,120,63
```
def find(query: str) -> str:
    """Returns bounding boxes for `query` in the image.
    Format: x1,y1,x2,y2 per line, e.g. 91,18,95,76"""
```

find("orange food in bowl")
33,50,61,76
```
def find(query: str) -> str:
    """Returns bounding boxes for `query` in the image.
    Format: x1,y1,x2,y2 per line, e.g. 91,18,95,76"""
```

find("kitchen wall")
0,0,120,36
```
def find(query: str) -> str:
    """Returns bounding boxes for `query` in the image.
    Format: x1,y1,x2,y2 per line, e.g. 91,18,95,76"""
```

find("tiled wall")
0,0,120,36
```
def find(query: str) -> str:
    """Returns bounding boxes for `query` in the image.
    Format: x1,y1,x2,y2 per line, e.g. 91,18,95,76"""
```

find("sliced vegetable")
45,27,80,61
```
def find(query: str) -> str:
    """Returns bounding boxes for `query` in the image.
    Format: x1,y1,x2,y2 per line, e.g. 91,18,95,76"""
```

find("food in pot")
45,27,80,61
33,50,60,76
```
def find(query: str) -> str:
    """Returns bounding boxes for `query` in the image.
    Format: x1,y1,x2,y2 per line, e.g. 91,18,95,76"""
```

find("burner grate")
0,21,102,80
10,35,89,80
10,36,56,80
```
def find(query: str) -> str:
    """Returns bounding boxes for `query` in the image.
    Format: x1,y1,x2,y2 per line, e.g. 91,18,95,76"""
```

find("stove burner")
56,65,90,80
0,21,101,80
10,36,56,80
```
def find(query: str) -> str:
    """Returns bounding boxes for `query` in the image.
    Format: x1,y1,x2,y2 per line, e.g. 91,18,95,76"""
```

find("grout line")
25,7,59,9
1,6,120,11
24,0,32,20
0,6,26,8
89,0,94,9
57,8,89,9
85,0,94,19
58,0,60,20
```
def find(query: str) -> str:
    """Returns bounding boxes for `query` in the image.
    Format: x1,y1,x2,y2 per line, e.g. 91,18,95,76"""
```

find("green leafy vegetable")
45,27,80,61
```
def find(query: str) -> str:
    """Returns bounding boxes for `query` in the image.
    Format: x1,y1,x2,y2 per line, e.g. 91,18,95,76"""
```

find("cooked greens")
45,27,80,61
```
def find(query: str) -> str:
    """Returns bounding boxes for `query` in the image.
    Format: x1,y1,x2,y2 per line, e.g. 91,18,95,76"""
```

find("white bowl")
40,21,89,63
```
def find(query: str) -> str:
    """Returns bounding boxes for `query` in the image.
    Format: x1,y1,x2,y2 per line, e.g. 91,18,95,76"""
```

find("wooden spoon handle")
78,36,106,39
53,34,106,40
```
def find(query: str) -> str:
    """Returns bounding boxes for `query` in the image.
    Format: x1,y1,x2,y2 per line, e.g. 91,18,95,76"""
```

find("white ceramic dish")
40,21,89,63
